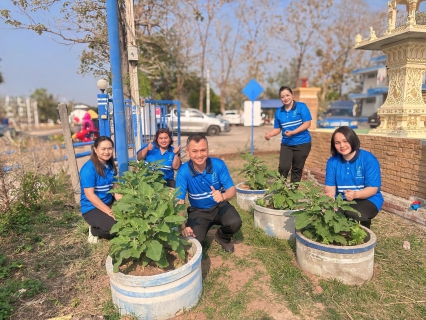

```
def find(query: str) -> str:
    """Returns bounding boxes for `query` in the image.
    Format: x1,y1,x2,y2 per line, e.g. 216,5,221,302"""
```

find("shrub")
256,176,305,210
290,181,367,246
109,161,189,272
238,153,278,190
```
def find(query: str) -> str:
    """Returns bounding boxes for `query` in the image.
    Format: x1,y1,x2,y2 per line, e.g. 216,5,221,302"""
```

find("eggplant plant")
108,161,189,272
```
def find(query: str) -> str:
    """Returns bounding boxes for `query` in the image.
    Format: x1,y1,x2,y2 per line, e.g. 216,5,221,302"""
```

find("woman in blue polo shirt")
324,126,383,228
137,128,181,188
264,86,312,182
80,136,121,243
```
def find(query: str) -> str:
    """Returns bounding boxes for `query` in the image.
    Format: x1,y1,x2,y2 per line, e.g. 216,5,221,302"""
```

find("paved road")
24,125,283,170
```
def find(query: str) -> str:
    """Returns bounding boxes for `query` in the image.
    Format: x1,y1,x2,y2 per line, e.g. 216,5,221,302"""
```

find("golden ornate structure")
355,0,426,137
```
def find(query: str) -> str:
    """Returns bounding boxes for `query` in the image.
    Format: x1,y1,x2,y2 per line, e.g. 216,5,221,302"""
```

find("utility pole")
125,0,141,152
33,100,39,128
206,69,211,115
25,98,32,129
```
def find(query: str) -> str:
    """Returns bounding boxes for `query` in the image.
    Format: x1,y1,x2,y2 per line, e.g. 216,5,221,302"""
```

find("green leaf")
155,254,169,268
294,212,312,229
145,240,163,262
164,215,186,223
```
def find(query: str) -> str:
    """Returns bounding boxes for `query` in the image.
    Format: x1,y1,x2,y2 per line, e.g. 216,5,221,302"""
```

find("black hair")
186,134,208,147
154,128,173,148
91,136,117,177
330,126,360,157
279,86,293,96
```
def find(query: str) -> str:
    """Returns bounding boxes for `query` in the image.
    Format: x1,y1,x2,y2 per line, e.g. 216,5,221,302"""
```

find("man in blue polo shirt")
176,134,242,253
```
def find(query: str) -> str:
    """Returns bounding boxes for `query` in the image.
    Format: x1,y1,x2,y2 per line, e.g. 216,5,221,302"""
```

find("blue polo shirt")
325,149,383,211
274,101,312,146
175,157,234,209
80,159,115,214
137,143,176,181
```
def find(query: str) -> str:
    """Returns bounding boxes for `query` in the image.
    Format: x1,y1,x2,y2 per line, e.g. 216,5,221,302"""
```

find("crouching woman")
324,126,383,228
80,136,122,242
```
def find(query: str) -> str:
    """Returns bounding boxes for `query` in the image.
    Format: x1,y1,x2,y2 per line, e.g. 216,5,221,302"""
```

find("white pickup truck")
220,110,244,126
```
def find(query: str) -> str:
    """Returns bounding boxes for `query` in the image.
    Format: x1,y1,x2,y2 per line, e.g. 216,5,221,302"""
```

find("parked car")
318,101,358,129
168,108,230,135
368,112,381,128
221,110,244,126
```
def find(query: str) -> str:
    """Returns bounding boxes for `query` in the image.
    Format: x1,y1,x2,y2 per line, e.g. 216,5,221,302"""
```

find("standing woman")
324,126,383,228
80,136,121,243
137,128,181,188
264,86,312,183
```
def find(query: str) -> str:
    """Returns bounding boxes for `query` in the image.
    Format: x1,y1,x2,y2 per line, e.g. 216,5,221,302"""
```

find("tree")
30,88,59,121
273,0,333,87
236,0,277,83
184,0,226,112
264,62,297,99
212,17,241,113
314,0,386,104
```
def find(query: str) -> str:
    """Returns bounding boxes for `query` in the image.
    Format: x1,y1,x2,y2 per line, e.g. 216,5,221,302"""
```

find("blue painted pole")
251,100,254,155
106,0,128,175
97,93,110,137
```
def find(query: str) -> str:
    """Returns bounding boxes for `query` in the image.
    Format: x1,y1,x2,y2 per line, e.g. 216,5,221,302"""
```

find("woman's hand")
264,131,271,140
147,141,154,151
174,145,181,155
344,190,356,201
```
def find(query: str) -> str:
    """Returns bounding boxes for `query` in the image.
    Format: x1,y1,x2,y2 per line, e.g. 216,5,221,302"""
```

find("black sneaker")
214,231,234,253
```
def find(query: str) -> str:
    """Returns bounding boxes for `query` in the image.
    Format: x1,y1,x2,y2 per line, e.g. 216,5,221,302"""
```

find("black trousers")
165,179,175,188
344,199,379,229
279,142,311,183
82,202,116,239
186,201,242,243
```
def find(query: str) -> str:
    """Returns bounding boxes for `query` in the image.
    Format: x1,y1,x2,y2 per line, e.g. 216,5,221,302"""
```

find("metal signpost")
242,79,264,155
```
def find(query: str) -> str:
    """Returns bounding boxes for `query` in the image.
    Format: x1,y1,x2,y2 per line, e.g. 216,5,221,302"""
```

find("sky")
0,0,391,107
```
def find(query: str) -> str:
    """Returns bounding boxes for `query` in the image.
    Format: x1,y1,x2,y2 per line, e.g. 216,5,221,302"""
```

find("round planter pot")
253,203,296,240
295,226,377,285
105,238,202,319
236,182,267,211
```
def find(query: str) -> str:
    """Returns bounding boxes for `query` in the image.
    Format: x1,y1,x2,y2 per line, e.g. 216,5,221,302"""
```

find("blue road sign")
242,79,264,155
242,79,264,101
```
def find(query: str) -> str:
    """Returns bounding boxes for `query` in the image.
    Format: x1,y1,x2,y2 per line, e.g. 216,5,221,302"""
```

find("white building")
349,55,426,118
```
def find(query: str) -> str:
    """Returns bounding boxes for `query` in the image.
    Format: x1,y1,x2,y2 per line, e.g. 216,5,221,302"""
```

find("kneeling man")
176,134,242,253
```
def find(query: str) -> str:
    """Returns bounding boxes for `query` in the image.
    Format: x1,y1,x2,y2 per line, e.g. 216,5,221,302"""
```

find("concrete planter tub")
105,238,202,319
253,202,296,240
295,226,377,285
236,182,267,211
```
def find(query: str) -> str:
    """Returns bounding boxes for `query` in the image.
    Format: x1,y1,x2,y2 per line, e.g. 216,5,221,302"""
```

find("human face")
280,89,293,107
186,139,209,169
94,140,113,164
333,132,354,159
157,132,171,149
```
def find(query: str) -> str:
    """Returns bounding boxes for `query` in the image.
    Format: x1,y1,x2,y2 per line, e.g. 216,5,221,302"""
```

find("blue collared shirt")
274,101,312,146
175,157,234,209
325,149,384,210
80,159,115,214
137,142,176,181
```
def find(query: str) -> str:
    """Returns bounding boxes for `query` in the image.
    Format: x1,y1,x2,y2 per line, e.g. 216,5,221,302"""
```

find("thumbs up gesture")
147,141,154,151
211,186,225,203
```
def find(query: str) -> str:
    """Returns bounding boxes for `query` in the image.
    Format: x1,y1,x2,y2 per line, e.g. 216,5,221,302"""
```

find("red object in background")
74,116,80,123
75,129,99,142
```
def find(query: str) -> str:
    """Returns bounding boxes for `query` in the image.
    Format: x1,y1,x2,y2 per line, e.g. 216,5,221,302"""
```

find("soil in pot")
118,249,194,276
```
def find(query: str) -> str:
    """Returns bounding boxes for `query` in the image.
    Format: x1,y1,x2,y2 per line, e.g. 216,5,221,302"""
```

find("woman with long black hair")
79,136,121,243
